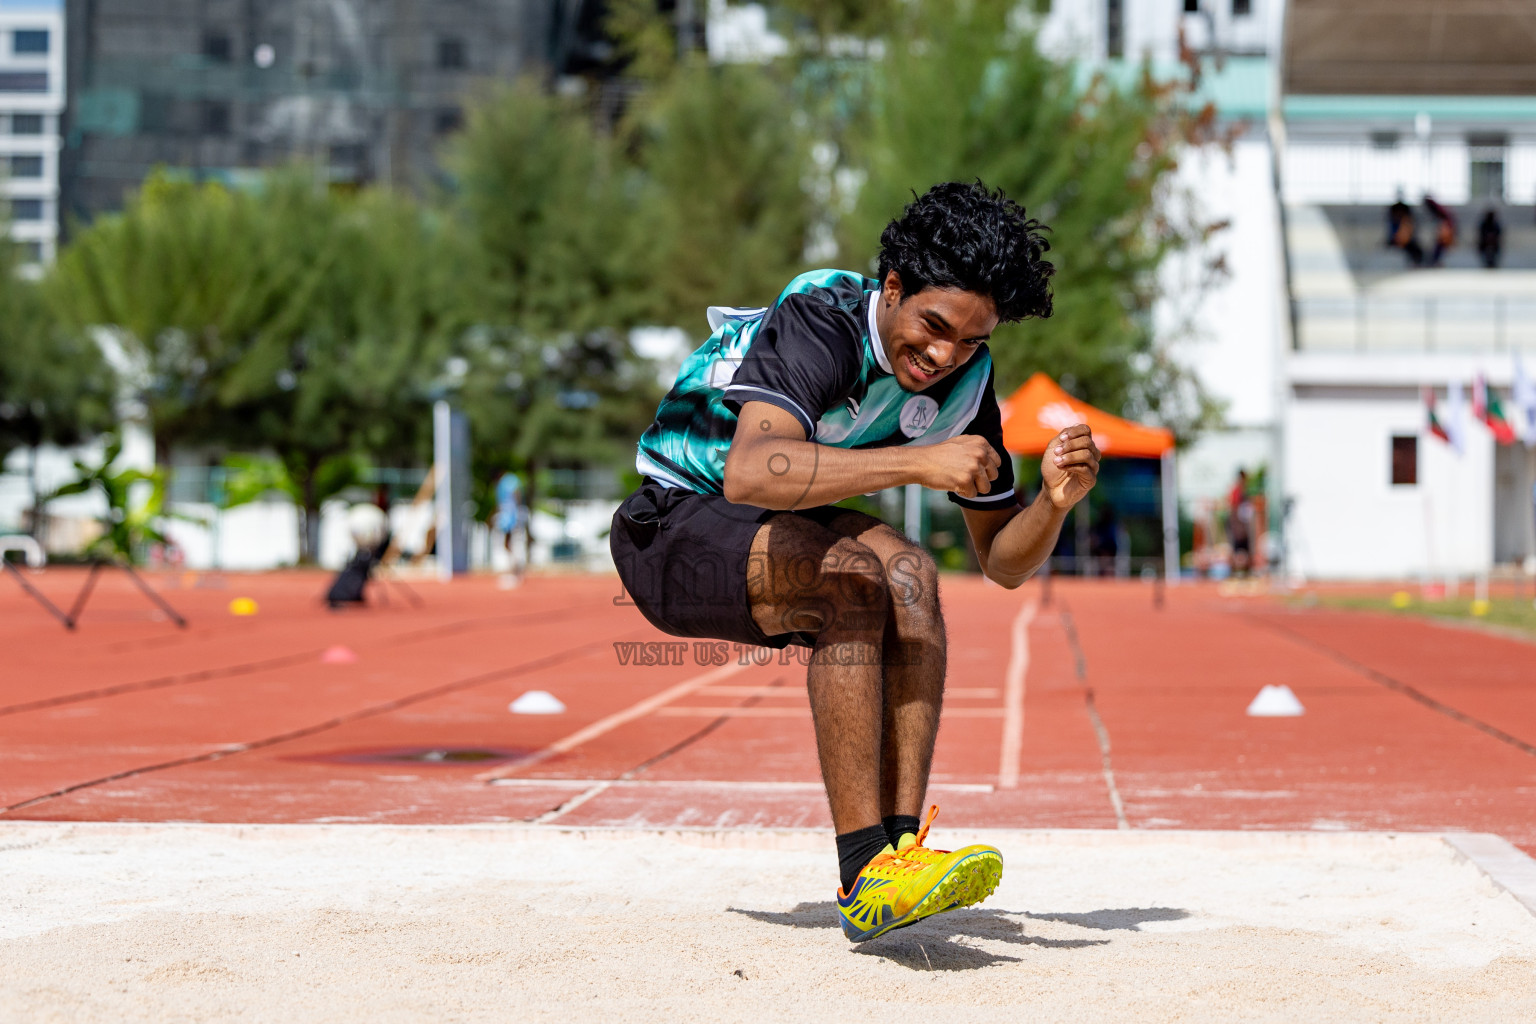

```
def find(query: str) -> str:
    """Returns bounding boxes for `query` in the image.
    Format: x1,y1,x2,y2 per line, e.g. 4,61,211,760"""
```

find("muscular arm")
722,401,1000,510
962,423,1101,589
962,499,1067,588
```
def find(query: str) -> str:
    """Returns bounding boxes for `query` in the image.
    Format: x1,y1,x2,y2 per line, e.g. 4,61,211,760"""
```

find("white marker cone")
1247,684,1305,717
320,645,357,664
510,690,566,715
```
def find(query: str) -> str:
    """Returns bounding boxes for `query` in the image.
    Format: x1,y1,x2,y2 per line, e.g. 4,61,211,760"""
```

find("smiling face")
874,271,999,392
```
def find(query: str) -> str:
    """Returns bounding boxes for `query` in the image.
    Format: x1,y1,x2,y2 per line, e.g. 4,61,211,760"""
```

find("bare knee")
885,544,940,621
821,539,889,635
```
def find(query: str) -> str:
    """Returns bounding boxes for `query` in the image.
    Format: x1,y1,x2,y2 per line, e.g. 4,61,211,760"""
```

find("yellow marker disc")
1470,599,1490,617
1390,591,1411,609
229,597,258,616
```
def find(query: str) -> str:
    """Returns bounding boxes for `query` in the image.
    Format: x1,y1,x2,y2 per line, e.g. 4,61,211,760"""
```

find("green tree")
771,0,900,41
219,178,449,561
447,79,637,340
50,170,447,563
831,0,1223,435
45,173,303,461
445,80,658,509
0,234,117,539
625,58,818,327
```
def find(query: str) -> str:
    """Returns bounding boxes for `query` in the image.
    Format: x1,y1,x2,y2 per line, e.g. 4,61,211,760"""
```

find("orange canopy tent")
998,373,1179,581
999,372,1173,458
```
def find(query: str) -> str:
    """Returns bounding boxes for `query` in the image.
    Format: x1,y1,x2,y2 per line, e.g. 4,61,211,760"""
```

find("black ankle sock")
836,824,891,894
882,814,922,848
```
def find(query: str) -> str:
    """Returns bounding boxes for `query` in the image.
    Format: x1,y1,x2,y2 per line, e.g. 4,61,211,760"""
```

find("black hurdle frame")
3,556,188,630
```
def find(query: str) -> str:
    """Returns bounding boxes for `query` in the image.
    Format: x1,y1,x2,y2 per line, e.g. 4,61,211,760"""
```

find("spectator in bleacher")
1387,195,1423,266
1477,209,1503,269
1424,195,1457,266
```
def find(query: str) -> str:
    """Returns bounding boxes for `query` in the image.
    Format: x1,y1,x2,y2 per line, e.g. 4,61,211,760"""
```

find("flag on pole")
1444,379,1468,455
1472,373,1519,445
1424,386,1451,444
1514,355,1536,444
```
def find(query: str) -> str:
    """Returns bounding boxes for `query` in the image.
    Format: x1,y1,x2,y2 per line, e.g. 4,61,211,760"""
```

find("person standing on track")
493,469,528,589
610,182,1100,942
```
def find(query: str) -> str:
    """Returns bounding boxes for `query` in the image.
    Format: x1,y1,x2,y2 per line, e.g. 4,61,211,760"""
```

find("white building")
1276,0,1536,578
1038,0,1290,547
1042,0,1536,579
0,0,62,265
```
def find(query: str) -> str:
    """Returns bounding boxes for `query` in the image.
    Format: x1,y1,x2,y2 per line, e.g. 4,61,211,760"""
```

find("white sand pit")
2,822,1535,1023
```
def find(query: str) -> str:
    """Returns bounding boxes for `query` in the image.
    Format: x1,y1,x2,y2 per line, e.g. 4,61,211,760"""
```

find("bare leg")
748,514,889,835
821,513,945,821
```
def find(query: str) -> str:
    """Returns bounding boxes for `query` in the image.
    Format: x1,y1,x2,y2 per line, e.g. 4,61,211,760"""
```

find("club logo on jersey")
899,395,940,438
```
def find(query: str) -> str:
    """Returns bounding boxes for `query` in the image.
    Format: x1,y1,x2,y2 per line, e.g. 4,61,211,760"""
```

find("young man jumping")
611,181,1100,942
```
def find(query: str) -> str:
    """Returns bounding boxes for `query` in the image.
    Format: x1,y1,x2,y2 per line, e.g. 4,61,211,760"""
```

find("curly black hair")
876,181,1053,323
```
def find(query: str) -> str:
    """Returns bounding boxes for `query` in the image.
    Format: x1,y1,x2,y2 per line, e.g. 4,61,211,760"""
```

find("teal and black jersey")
634,268,1016,511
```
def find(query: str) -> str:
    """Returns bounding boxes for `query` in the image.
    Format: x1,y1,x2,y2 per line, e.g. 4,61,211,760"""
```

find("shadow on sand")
726,903,1189,971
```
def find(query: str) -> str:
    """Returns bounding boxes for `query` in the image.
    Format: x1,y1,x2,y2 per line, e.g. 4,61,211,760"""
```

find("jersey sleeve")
721,292,864,438
948,369,1019,511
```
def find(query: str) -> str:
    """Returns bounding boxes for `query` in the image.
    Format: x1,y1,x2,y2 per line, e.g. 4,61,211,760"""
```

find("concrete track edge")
1443,832,1536,916
7,817,1536,919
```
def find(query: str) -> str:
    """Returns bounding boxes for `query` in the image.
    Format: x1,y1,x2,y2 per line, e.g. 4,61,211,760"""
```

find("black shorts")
610,480,852,649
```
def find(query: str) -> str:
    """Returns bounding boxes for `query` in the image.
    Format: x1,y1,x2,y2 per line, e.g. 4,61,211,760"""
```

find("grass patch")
1301,592,1536,638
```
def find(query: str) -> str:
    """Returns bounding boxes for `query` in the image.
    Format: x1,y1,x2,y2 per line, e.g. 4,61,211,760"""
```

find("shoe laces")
891,805,951,865
861,805,950,879
915,803,940,847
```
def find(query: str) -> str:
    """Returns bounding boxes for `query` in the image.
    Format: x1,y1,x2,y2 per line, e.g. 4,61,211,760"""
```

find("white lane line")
476,660,751,782
997,598,1038,790
491,779,996,794
654,706,1005,719
530,781,615,824
1085,689,1130,830
700,685,1000,699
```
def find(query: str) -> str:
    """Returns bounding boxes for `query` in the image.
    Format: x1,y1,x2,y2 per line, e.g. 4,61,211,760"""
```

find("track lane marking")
527,672,792,823
0,642,604,817
699,685,1000,699
491,779,996,793
0,603,592,719
477,660,752,782
1058,602,1130,829
655,705,1005,718
1250,614,1536,758
997,597,1038,790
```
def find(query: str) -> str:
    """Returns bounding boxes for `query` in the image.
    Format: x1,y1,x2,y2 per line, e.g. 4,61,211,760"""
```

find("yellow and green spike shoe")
836,805,1003,942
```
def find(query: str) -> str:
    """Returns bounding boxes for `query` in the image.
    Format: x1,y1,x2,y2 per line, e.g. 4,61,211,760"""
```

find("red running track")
2,567,1533,853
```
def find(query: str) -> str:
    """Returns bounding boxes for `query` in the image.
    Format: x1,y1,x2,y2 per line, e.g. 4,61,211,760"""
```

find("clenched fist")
1042,424,1100,510
918,435,1001,498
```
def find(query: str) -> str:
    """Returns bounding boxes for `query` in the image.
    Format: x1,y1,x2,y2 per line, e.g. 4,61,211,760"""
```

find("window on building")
139,93,177,134
0,72,48,93
9,154,42,178
438,36,466,70
1106,0,1124,57
12,30,49,55
328,142,366,168
434,106,463,135
1184,0,1200,12
1232,0,1251,15
19,240,42,263
1370,130,1400,150
202,100,231,135
1468,131,1508,202
11,112,43,134
204,32,233,64
1391,436,1418,486
10,197,43,221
